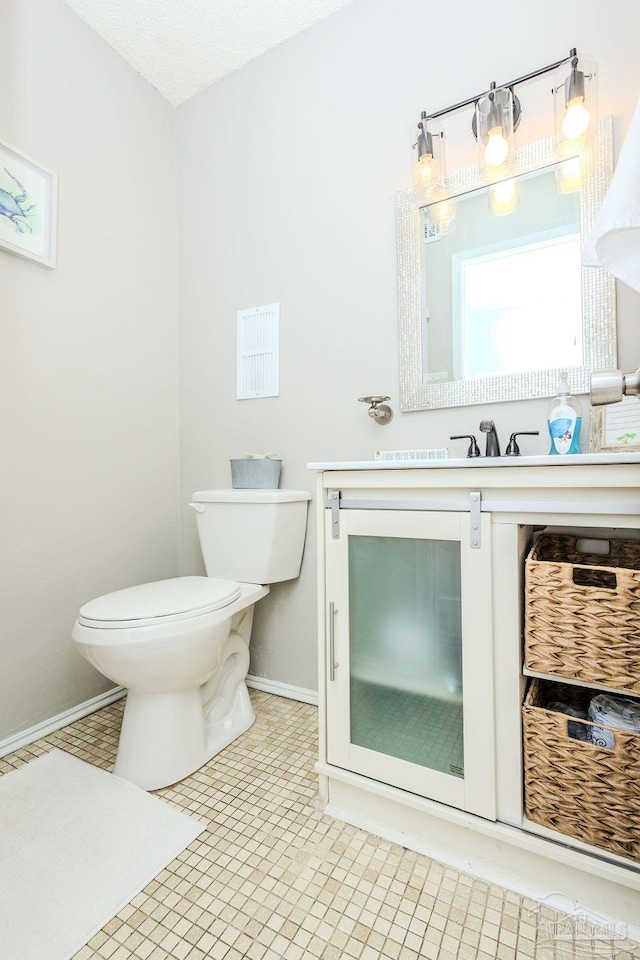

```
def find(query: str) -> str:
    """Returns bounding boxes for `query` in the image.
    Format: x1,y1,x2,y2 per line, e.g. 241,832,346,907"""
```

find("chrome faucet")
479,420,500,457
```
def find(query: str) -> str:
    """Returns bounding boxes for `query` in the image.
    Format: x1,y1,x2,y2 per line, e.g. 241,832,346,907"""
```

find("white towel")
583,97,640,292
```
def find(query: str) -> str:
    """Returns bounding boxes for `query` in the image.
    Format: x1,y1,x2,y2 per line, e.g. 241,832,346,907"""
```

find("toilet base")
114,680,255,791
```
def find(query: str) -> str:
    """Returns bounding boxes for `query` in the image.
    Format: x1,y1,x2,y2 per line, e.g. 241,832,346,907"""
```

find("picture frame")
589,395,640,453
0,140,57,269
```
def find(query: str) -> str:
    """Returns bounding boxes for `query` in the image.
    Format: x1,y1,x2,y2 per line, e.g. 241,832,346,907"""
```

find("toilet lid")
78,576,241,626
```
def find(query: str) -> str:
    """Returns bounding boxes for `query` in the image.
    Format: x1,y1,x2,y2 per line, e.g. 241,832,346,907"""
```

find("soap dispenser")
547,372,582,455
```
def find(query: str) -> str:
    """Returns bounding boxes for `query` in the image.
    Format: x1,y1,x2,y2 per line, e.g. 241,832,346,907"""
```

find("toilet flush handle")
189,502,206,513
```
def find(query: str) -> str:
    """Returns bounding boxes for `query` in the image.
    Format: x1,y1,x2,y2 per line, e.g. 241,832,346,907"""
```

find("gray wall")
176,0,640,693
0,0,179,737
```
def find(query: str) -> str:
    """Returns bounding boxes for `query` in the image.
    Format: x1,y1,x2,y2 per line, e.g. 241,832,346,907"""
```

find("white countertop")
307,452,640,471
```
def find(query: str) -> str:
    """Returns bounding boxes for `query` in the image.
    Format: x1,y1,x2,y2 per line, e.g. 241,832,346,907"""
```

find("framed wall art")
0,140,57,269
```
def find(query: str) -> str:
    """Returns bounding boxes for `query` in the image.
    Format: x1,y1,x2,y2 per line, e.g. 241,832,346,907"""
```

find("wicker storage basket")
525,534,640,694
523,679,640,861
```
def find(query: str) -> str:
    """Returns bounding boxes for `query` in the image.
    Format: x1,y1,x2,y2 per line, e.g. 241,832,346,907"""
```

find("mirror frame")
397,116,615,411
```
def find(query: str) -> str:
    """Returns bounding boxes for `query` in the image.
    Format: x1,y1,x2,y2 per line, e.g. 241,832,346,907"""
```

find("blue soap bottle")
548,372,582,455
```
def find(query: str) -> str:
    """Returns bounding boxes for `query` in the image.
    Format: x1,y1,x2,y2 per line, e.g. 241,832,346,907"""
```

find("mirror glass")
397,118,616,411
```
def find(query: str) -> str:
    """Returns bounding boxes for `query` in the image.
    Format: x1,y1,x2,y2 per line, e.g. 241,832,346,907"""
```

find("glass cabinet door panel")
324,506,495,820
348,535,464,778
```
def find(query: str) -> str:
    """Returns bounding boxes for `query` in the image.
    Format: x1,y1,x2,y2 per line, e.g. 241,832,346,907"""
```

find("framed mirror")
397,117,616,411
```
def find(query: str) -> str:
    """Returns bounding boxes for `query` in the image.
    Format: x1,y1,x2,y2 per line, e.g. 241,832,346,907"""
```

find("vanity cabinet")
310,455,640,929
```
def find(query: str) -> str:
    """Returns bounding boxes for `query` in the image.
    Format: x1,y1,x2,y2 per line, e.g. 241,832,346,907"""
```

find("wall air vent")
236,303,280,400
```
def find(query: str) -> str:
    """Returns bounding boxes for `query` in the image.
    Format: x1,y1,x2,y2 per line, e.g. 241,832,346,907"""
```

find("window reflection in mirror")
421,164,582,384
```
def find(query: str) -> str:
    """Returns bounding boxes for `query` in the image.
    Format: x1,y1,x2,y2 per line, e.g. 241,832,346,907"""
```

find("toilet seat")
78,576,241,629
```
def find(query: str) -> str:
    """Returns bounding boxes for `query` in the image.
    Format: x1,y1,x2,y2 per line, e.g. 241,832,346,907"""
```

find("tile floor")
1,691,639,960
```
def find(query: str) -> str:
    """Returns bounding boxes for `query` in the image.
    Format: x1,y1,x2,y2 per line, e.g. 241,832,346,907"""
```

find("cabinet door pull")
329,601,338,681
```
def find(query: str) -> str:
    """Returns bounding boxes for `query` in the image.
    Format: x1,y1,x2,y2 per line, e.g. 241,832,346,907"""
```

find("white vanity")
309,453,640,934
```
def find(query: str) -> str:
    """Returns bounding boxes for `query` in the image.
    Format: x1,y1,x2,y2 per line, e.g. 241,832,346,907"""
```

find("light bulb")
556,156,581,194
416,155,441,190
484,127,510,167
494,180,516,204
488,179,518,216
562,98,591,140
431,199,456,233
561,157,581,180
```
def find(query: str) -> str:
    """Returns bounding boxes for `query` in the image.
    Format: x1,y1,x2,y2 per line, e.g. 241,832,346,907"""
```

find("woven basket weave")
523,679,640,861
525,534,640,694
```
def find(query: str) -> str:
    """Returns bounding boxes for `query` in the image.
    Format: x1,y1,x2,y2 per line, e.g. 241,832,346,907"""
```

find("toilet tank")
190,489,311,584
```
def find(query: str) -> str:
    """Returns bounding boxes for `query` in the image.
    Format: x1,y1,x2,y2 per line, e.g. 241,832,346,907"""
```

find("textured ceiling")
61,0,353,106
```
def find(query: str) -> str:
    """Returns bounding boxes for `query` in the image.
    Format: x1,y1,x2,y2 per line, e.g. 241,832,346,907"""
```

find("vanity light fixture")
473,83,520,180
413,112,445,194
555,50,597,152
412,48,596,202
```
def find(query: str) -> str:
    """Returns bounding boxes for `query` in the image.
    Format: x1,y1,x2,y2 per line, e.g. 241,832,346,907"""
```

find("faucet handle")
450,434,481,458
505,431,540,456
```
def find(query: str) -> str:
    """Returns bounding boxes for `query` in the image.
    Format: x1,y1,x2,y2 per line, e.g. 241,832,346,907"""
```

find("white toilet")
72,488,311,790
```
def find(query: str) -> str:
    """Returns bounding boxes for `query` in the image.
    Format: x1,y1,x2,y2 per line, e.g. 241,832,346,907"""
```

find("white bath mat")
0,748,204,960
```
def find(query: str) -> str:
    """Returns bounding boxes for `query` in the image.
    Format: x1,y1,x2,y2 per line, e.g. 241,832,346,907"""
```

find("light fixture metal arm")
422,48,577,122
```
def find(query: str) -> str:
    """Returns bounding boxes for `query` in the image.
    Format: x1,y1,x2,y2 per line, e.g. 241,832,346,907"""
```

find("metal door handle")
329,601,338,681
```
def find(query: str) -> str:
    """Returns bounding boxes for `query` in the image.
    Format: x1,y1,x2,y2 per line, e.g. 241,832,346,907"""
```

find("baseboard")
246,675,318,706
0,686,127,759
0,678,316,759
